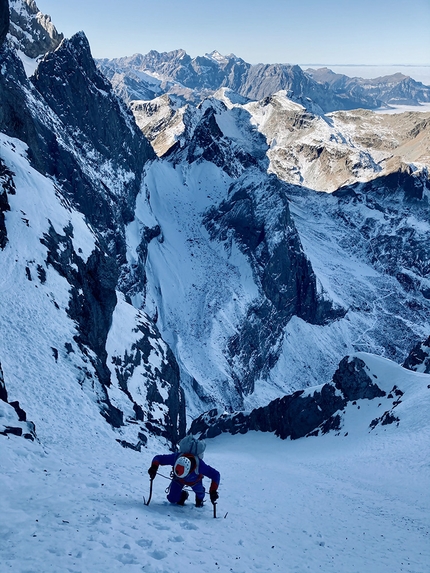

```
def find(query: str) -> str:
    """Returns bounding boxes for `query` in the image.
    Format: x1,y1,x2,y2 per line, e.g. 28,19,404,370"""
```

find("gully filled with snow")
1,355,429,573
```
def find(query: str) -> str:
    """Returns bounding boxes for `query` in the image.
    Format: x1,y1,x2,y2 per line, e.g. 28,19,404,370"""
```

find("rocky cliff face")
204,171,342,395
0,0,9,46
0,0,184,447
403,336,430,374
189,354,407,440
8,0,63,58
32,32,155,228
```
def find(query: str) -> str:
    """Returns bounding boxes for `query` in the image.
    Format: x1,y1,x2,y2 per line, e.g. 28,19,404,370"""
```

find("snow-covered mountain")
0,0,185,449
307,67,430,106
1,0,429,445
98,48,430,111
125,90,429,418
1,2,429,569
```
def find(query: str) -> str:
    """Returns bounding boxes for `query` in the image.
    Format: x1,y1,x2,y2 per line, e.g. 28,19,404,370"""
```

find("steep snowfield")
126,95,430,415
0,134,100,445
0,131,182,447
1,354,429,573
140,160,260,415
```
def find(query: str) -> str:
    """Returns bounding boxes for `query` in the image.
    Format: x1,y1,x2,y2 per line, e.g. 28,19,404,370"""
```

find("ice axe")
143,477,154,506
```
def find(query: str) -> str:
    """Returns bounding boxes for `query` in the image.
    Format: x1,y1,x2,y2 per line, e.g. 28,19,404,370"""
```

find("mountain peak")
9,0,63,58
205,50,229,64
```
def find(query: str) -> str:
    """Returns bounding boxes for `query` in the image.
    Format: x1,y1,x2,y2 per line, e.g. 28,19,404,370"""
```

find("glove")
210,489,219,503
148,463,158,480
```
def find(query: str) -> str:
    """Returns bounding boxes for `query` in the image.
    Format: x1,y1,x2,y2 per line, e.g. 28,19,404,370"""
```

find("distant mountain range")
98,49,430,112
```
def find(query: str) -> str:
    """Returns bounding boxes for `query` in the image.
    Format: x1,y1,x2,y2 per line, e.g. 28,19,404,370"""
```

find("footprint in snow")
168,535,184,542
136,538,153,549
180,520,198,530
85,482,100,488
115,553,139,565
152,521,170,531
149,549,168,560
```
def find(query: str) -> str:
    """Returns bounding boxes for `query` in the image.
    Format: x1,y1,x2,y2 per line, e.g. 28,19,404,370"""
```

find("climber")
147,435,220,507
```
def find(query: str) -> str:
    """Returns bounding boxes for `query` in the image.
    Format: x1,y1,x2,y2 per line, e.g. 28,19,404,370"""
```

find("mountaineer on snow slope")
148,436,220,507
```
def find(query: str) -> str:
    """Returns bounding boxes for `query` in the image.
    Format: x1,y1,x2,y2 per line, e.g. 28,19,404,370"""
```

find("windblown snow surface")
1,352,430,573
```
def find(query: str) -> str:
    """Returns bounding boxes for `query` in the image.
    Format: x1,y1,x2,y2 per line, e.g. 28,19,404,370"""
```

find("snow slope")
130,93,429,415
140,160,260,415
1,353,429,573
0,129,183,447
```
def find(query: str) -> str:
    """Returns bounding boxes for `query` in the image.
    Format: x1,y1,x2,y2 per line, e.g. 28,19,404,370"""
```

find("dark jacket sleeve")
152,453,177,466
199,459,220,490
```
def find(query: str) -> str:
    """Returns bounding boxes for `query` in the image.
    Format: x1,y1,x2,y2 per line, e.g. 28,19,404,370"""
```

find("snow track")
1,414,429,573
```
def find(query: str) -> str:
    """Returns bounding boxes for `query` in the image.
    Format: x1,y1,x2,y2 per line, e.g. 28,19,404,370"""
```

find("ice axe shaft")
144,478,154,506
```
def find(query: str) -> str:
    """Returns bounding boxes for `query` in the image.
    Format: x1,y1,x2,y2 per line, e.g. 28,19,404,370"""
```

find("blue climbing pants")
167,479,206,503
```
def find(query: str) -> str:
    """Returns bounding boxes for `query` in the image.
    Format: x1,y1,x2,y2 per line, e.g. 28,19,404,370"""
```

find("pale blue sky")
37,0,430,65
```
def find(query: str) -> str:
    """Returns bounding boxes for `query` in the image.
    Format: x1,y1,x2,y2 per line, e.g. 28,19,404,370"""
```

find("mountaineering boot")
177,490,189,506
195,498,204,508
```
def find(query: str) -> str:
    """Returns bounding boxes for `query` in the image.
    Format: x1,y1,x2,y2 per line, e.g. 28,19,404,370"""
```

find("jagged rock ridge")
8,0,63,58
307,67,430,107
99,49,430,112
0,0,184,447
189,354,411,440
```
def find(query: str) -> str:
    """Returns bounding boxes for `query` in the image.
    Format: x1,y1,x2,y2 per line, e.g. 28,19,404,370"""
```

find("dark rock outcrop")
333,356,386,401
40,222,118,389
0,158,15,249
403,336,430,374
0,361,36,440
190,354,388,440
110,315,186,445
0,45,49,161
190,383,345,441
205,172,343,394
0,0,9,48
0,360,7,402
